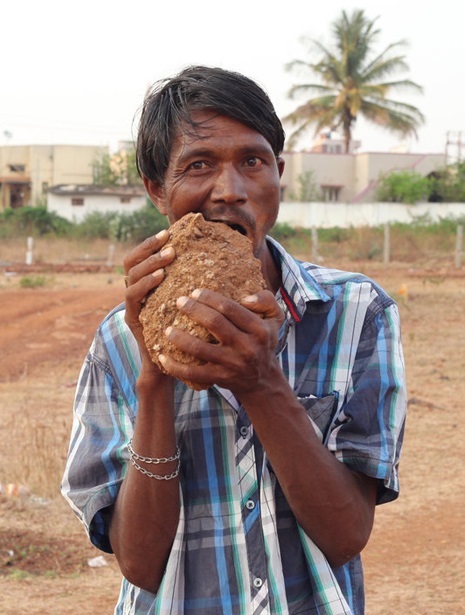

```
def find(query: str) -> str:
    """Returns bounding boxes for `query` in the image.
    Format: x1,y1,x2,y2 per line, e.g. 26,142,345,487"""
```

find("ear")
276,156,285,178
143,176,168,215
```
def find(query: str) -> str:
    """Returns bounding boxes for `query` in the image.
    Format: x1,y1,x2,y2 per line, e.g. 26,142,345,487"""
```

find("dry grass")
0,237,127,268
2,371,76,499
1,222,462,271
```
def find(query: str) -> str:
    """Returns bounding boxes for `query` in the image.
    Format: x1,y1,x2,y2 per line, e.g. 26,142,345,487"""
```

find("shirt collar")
267,236,330,324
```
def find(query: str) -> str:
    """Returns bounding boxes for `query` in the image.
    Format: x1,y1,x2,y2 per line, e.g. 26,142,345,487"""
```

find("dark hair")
135,65,285,185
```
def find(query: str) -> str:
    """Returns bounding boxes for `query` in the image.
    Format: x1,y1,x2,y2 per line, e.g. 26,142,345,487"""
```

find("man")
62,66,406,615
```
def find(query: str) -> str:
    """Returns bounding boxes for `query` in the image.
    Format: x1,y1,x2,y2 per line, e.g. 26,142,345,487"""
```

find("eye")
188,160,208,171
244,156,264,168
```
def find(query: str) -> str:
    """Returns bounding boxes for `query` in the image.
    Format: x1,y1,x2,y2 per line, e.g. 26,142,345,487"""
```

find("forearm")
109,372,180,592
240,363,377,567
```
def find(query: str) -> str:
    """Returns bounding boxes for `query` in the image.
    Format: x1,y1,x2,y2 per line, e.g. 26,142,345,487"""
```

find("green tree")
376,170,432,204
92,152,119,186
430,162,465,202
288,171,322,202
92,148,143,187
284,9,424,153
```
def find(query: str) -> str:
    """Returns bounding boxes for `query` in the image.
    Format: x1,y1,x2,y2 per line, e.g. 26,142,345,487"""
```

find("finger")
176,293,261,343
240,290,284,323
185,289,267,334
126,268,165,312
158,353,216,389
123,228,170,273
164,325,229,366
125,245,174,292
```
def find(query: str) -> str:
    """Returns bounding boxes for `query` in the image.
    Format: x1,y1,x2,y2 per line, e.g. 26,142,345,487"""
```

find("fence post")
311,226,319,262
107,243,116,267
383,223,390,265
25,236,34,265
456,225,463,268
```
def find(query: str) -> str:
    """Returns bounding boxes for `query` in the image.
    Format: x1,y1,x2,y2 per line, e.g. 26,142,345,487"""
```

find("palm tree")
283,9,425,153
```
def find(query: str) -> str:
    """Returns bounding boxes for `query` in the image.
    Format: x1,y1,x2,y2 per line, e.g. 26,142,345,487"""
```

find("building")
0,144,107,210
1,138,447,217
281,132,446,203
47,184,147,222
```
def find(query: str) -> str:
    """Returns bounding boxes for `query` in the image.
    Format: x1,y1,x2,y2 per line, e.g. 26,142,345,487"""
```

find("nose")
211,165,247,204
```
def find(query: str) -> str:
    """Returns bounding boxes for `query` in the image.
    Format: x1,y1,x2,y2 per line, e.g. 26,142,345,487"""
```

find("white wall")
277,201,465,228
48,193,147,222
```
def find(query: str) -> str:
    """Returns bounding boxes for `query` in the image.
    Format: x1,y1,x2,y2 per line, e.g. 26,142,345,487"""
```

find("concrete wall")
48,192,147,222
277,201,465,229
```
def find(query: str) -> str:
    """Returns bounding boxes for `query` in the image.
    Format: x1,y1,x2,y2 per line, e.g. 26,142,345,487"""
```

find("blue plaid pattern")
62,237,406,614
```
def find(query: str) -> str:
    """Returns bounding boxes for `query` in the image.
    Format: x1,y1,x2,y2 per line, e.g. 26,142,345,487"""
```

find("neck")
260,244,281,295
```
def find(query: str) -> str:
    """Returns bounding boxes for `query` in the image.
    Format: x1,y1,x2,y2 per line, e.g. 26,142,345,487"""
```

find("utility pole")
445,131,464,166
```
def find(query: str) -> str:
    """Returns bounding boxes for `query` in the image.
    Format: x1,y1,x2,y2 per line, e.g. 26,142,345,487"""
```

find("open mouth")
226,223,247,236
209,218,247,237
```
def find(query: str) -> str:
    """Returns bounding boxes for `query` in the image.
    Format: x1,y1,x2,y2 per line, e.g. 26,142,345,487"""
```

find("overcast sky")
1,0,462,155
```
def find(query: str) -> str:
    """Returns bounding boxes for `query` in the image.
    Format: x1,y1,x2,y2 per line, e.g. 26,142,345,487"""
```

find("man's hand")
123,229,175,366
158,288,285,394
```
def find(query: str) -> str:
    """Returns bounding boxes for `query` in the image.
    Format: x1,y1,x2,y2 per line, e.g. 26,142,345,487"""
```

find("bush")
0,207,72,238
269,222,298,242
70,204,168,243
376,171,433,204
19,275,48,288
430,163,465,202
74,211,120,240
112,204,169,243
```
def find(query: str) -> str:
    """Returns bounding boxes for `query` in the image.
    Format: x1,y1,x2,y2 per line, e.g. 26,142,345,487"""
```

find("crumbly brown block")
139,212,267,390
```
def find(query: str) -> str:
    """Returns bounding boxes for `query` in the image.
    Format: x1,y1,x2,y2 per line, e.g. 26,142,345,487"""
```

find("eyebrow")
177,144,275,165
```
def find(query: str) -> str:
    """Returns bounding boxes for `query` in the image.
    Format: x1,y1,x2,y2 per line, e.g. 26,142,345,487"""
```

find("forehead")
170,111,272,155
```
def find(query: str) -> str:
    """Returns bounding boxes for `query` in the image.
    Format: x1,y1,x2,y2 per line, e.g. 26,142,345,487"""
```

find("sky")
1,0,463,155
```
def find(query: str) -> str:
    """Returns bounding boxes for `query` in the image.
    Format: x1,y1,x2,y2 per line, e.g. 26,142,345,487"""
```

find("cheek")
165,184,202,220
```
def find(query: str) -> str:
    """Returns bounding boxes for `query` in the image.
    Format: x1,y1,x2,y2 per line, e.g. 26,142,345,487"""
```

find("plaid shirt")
62,237,406,615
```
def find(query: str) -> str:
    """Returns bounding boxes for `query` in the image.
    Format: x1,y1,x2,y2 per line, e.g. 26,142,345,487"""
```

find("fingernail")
242,294,258,303
156,229,169,239
165,326,173,337
152,269,164,280
158,354,167,365
191,288,201,299
160,247,174,258
177,296,189,308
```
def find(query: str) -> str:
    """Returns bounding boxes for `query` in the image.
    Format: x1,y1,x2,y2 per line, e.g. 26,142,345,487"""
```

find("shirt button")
253,578,263,588
246,499,255,510
240,426,249,438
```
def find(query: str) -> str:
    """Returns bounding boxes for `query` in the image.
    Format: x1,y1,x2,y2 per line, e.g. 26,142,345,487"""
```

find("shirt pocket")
297,393,338,443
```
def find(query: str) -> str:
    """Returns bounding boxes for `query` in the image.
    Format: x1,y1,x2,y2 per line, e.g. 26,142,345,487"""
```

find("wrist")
239,361,292,407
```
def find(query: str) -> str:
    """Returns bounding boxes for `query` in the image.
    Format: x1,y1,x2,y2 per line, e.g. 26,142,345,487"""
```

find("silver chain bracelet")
127,439,180,464
129,456,181,480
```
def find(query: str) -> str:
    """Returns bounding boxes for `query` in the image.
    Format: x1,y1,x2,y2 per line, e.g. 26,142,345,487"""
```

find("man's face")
145,112,284,263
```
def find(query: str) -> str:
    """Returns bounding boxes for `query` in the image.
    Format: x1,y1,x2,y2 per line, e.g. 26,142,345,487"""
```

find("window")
8,164,25,173
71,197,84,206
321,186,341,202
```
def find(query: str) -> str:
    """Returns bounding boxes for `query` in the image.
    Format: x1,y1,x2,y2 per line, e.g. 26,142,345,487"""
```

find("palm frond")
287,83,335,99
283,8,424,152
